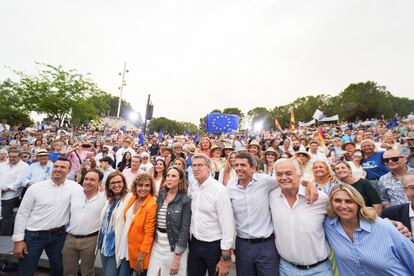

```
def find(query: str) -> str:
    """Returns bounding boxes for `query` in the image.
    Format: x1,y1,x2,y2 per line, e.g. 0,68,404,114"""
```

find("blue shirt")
324,217,414,276
22,161,54,187
227,173,276,239
362,152,389,180
98,198,120,257
341,135,354,143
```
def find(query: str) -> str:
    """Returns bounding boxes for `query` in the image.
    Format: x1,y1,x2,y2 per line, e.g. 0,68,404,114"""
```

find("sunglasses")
383,156,403,163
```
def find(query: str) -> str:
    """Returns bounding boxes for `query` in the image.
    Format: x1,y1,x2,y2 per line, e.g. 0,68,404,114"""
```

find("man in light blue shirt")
22,149,53,188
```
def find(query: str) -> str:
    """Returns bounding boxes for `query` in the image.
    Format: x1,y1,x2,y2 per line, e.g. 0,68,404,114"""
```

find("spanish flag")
318,127,325,145
274,118,282,131
290,111,296,131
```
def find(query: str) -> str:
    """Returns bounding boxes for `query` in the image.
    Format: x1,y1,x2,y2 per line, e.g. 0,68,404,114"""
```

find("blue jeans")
100,254,119,276
17,228,67,276
279,258,333,276
235,237,279,276
119,258,133,276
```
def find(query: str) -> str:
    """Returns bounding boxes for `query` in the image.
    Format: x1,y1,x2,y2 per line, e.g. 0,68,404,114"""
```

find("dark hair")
166,166,188,193
132,173,155,197
105,171,128,202
100,156,113,164
56,157,72,169
154,159,167,180
236,151,257,167
86,168,104,181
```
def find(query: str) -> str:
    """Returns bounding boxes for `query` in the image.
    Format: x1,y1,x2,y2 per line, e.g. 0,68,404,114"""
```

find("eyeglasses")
383,156,403,163
109,181,124,186
404,186,414,191
266,153,276,156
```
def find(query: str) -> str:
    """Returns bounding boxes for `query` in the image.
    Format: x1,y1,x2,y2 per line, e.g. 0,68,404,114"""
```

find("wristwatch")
221,255,231,262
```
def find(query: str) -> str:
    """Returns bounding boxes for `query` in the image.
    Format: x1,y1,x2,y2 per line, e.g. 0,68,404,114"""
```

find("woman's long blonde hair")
327,183,377,223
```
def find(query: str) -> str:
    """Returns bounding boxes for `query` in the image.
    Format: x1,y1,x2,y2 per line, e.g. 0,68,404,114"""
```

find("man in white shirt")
270,159,332,275
0,148,29,235
12,157,82,276
308,140,329,163
187,153,234,276
62,168,106,276
122,155,145,189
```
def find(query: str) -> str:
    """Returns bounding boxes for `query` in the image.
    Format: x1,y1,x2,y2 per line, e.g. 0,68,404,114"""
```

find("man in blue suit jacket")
381,173,414,233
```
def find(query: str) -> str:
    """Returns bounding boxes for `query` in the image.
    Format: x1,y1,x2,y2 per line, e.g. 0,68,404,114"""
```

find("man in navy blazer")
381,173,414,233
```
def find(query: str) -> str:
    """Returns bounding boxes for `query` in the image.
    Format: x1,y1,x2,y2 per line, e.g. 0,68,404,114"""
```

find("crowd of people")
1,115,414,276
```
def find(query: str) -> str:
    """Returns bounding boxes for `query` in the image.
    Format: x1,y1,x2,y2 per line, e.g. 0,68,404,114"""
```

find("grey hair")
274,158,302,177
192,153,211,169
402,171,414,187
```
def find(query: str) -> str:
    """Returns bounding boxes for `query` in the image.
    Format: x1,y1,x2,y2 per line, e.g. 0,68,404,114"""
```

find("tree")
8,63,104,124
148,117,199,135
0,79,32,127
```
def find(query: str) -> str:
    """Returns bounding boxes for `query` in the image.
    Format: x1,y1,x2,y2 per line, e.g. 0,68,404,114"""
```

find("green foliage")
1,63,137,126
0,80,32,127
148,117,198,135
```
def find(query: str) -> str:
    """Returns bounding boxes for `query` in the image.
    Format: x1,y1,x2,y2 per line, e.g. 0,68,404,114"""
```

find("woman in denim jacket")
147,166,191,276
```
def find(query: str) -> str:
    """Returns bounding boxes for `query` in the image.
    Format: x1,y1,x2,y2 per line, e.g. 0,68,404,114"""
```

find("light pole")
116,62,129,118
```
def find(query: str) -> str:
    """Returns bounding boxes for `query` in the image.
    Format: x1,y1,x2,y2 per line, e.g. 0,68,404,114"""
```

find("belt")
157,227,167,233
35,226,66,234
70,231,99,239
238,233,275,244
287,258,328,270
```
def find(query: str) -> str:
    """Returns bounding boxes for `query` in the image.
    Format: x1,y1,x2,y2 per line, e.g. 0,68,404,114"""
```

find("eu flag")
386,115,398,129
206,113,239,133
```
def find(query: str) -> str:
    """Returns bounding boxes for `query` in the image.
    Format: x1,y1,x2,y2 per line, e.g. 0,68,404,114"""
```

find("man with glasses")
0,148,29,235
381,172,414,233
378,149,413,208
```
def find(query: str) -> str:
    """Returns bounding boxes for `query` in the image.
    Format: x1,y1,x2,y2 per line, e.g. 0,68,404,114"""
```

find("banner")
206,113,239,133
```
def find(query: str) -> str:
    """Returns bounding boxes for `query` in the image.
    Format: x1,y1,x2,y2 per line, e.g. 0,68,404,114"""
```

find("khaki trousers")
62,234,98,276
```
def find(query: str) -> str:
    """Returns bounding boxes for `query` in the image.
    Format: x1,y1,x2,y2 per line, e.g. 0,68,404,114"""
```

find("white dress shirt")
227,173,276,239
66,190,106,235
12,179,82,241
270,185,330,265
0,160,29,200
189,176,234,250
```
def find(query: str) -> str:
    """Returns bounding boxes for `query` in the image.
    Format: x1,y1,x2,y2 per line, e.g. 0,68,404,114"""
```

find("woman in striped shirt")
324,184,414,275
147,166,191,276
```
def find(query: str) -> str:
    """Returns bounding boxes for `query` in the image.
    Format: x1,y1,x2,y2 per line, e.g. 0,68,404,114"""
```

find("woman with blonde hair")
218,151,237,185
198,136,212,157
324,184,414,275
312,160,340,194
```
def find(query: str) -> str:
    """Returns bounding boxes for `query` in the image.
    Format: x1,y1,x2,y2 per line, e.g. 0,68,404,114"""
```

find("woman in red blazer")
119,173,157,276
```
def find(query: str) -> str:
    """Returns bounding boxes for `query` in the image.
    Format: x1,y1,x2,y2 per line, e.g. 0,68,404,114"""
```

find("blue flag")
158,129,163,143
386,115,398,129
193,132,200,143
206,113,239,133
138,132,145,146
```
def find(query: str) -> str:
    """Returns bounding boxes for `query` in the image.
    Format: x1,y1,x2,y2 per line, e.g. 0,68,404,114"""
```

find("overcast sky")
1,0,413,124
